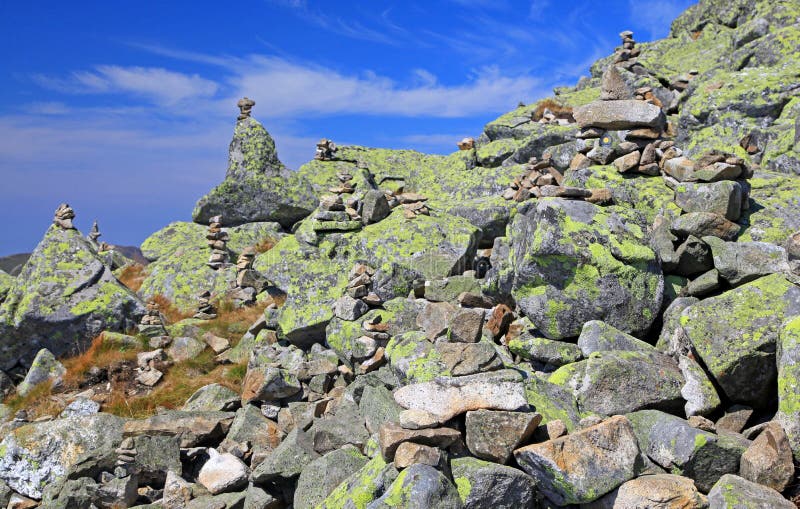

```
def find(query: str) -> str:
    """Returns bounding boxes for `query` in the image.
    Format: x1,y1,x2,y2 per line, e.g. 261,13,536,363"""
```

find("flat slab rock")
573,100,665,130
392,370,528,421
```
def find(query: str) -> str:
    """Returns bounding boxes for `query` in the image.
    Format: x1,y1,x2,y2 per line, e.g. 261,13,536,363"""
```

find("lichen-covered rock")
739,172,800,244
513,415,640,506
778,315,800,461
182,383,240,412
673,181,743,221
508,198,662,339
123,410,235,448
707,474,794,509
627,410,749,493
577,320,656,356
0,225,144,372
583,474,707,509
464,410,541,464
507,333,583,368
450,456,537,509
193,116,319,227
703,236,789,285
250,427,320,483
678,274,800,407
318,455,399,509
294,446,368,509
548,350,684,416
0,414,125,499
368,464,463,509
0,270,14,304
15,348,65,397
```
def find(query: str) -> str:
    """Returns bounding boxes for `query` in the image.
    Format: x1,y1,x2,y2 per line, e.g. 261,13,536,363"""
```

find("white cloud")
34,66,219,106
229,57,546,118
631,0,692,40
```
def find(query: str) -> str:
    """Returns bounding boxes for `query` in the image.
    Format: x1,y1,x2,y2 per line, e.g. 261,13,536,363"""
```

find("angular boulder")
707,474,793,509
451,457,537,509
778,315,800,461
508,199,663,339
573,100,666,130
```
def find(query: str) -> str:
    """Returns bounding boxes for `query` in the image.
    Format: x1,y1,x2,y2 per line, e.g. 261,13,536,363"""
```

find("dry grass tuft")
532,98,574,121
61,334,143,389
103,350,246,419
117,263,147,293
202,300,271,342
151,294,193,324
2,382,62,419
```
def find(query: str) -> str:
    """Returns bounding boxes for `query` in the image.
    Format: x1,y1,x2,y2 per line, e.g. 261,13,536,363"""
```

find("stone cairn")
194,290,217,320
53,203,76,230
206,215,230,270
88,220,101,243
396,192,430,219
138,300,167,337
502,155,611,204
614,30,640,70
237,97,255,120
229,247,266,306
312,195,362,233
314,138,338,161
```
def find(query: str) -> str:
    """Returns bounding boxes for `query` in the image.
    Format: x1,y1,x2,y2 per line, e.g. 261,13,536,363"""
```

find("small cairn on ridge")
237,97,255,120
614,30,641,70
502,155,611,204
457,137,475,150
229,247,267,306
138,299,167,337
206,215,230,270
314,138,338,161
312,194,362,233
194,290,217,320
396,192,430,219
88,220,101,244
53,203,76,230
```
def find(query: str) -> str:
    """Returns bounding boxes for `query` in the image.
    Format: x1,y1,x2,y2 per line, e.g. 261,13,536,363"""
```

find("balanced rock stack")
311,195,362,233
194,290,217,320
206,215,230,270
330,170,355,195
503,155,610,204
314,138,337,161
229,247,267,306
135,348,166,387
457,137,475,150
614,30,640,70
53,203,76,230
88,220,101,244
236,96,255,120
138,300,167,337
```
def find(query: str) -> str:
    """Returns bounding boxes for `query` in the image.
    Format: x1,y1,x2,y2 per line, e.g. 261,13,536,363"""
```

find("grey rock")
739,421,795,492
359,384,403,435
435,342,502,376
367,464,462,509
678,274,800,407
507,333,583,368
416,301,457,340
707,474,793,509
685,268,721,296
167,336,207,362
573,100,665,130
221,405,283,456
548,350,684,416
703,236,790,286
198,448,249,495
130,435,183,485
465,410,541,463
577,320,655,356
679,355,722,417
450,456,537,509
241,366,302,403
123,410,235,447
251,428,320,483
447,308,485,343
59,397,100,418
15,348,65,397
583,474,707,509
334,295,369,321
294,446,368,509
362,190,391,225
627,410,749,493
673,235,714,277
316,455,399,508
308,407,371,454
778,315,800,461
183,383,240,412
514,415,640,505
674,181,743,221
672,212,741,241
656,297,699,352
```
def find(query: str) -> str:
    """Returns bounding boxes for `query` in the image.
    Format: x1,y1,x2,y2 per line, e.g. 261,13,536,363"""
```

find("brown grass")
151,294,193,324
254,237,277,254
532,98,574,121
201,300,271,343
103,350,246,419
2,382,62,419
117,263,147,293
61,334,143,389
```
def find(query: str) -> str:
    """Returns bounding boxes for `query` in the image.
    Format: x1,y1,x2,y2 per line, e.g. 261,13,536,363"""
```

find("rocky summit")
2,0,800,507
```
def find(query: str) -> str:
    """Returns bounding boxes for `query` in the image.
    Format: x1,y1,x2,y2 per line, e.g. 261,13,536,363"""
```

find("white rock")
197,448,248,495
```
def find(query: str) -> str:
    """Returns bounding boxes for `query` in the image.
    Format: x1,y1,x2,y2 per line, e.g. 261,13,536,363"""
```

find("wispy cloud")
631,0,692,39
33,66,220,106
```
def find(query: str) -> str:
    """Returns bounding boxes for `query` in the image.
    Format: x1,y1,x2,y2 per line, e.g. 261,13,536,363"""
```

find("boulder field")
1,0,800,507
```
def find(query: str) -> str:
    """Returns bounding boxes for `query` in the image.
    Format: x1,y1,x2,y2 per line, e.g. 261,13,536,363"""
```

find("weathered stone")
251,428,320,482
294,446,368,509
671,212,740,241
451,456,537,509
183,383,240,412
778,315,800,461
679,274,800,407
465,410,541,464
716,405,754,433
673,235,714,277
333,295,369,321
674,181,743,221
0,414,125,499
359,384,404,434
398,409,440,430
548,350,684,416
130,435,182,485
612,150,640,173
393,370,527,421
241,366,302,403
663,156,696,181
162,470,193,509
394,442,442,469
416,301,457,340
601,65,632,100
435,342,502,376
739,421,795,492
627,410,749,493
447,308,485,343
507,333,583,368
679,355,722,417
167,336,207,362
198,449,248,495
513,416,640,505
361,190,391,225
369,464,462,509
685,268,720,297
378,422,461,461
583,474,707,509
573,100,665,130
123,410,235,447
59,397,100,418
703,236,790,286
15,349,65,397
577,320,655,356
707,474,794,509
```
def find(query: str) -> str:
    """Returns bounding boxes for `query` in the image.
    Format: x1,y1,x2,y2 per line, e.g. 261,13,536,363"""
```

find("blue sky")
0,0,694,256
